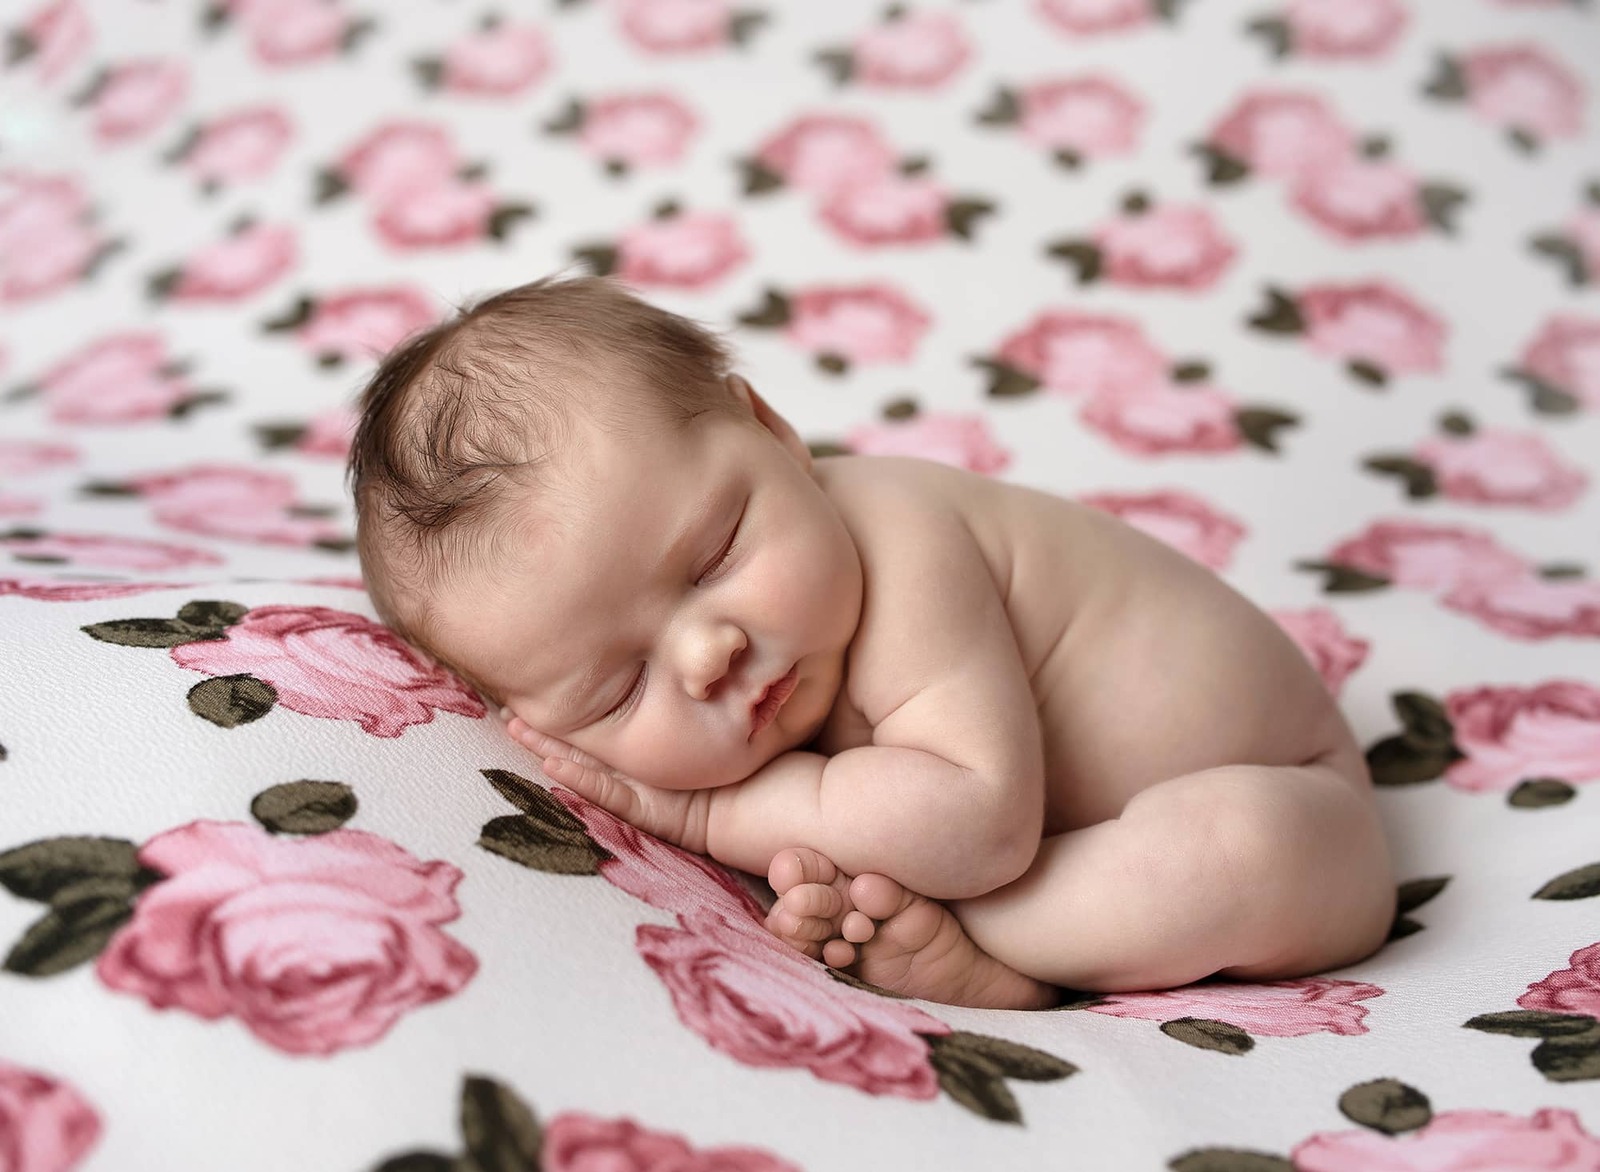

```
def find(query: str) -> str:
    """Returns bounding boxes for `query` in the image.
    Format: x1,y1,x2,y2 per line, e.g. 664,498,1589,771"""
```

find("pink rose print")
784,284,931,365
1207,90,1355,181
1,532,221,573
617,0,732,55
1293,1108,1600,1172
1270,607,1370,696
1521,315,1600,410
164,222,297,303
1443,575,1600,640
1462,44,1585,142
1089,977,1385,1036
852,11,971,90
38,332,194,425
0,441,77,478
1325,520,1529,593
617,210,749,289
818,174,951,247
1284,0,1408,60
1092,203,1238,290
1443,681,1600,792
129,464,349,548
637,905,950,1097
0,172,105,304
754,114,897,196
1019,76,1146,158
296,407,359,459
372,182,498,249
1416,428,1587,510
295,286,438,363
1078,382,1242,456
1079,489,1245,571
183,106,293,186
442,20,552,96
0,577,189,602
0,496,41,518
1298,282,1446,376
1037,0,1156,36
997,311,1168,398
543,1114,801,1172
96,820,477,1054
1520,943,1600,1019
847,411,1012,475
169,605,485,735
225,0,352,66
337,122,461,204
91,59,187,145
18,0,93,86
0,1059,101,1172
1291,157,1429,241
579,93,698,169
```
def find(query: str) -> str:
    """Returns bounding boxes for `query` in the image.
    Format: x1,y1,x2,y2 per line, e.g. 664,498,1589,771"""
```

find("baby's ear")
727,374,811,470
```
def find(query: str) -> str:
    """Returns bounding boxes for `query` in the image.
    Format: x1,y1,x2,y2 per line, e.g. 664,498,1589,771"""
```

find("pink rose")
0,171,103,304
38,332,192,425
92,59,187,145
997,310,1168,398
21,0,93,86
0,495,41,518
1270,607,1370,696
0,532,221,572
579,93,698,168
1324,519,1529,592
1208,90,1355,181
617,210,749,289
853,11,971,90
818,175,949,247
1521,315,1600,409
1443,575,1600,641
1093,204,1238,290
126,466,351,548
0,577,189,602
1079,382,1242,455
1286,0,1408,59
1462,44,1585,141
372,182,497,249
185,106,293,185
1443,681,1600,792
637,906,949,1097
0,441,78,478
617,0,730,54
235,0,347,65
338,122,461,203
96,821,477,1054
1297,282,1446,375
847,411,1012,474
755,114,897,196
1036,0,1154,36
443,21,552,96
297,407,358,459
169,222,297,302
1291,157,1429,241
784,283,931,364
0,1059,100,1172
1088,977,1384,1036
1020,76,1146,157
1294,1108,1600,1172
543,1114,800,1172
1416,428,1587,510
297,286,438,363
131,464,296,511
1565,208,1600,282
1079,488,1246,570
1519,942,1600,1019
169,605,485,735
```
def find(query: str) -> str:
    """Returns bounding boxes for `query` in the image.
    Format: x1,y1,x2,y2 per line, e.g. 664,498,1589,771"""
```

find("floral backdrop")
2,1,1599,1169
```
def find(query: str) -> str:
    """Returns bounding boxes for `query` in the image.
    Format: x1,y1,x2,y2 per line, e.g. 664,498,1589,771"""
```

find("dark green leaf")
974,86,1020,127
251,781,358,835
7,29,38,66
147,267,181,302
460,1076,541,1172
177,599,248,632
1419,182,1468,236
1509,779,1577,809
1045,239,1101,285
487,203,536,242
971,357,1039,399
1423,53,1467,100
1348,359,1388,387
1361,134,1392,159
1048,987,1109,1010
1464,1011,1598,1038
255,423,307,450
481,769,590,832
1244,15,1290,59
4,896,134,977
1339,1078,1432,1135
0,837,144,904
1052,148,1082,170
936,1031,1076,1082
1509,127,1539,155
1362,455,1437,499
1235,408,1299,454
542,97,585,135
1530,233,1587,287
898,154,931,176
1533,1032,1600,1082
1122,189,1150,215
1170,1150,1294,1172
570,244,617,277
1439,410,1475,436
813,47,853,86
808,440,849,459
945,198,995,242
1172,361,1211,383
728,10,767,47
1294,560,1390,594
1396,876,1449,915
1387,916,1423,941
927,1034,1022,1124
82,617,219,649
1533,863,1600,901
188,674,277,728
1394,693,1455,748
1192,143,1250,186
1160,1018,1253,1054
882,398,918,421
737,158,784,196
372,1153,456,1172
1246,287,1304,335
261,294,314,332
1365,736,1451,787
815,353,848,376
479,815,604,875
736,288,791,329
411,56,443,89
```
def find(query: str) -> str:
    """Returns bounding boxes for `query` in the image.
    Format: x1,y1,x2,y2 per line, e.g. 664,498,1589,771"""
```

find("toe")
767,847,838,895
781,882,845,920
822,939,857,969
849,873,909,920
841,910,876,944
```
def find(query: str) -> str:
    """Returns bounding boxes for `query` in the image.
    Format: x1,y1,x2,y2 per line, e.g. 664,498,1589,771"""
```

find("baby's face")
434,377,862,789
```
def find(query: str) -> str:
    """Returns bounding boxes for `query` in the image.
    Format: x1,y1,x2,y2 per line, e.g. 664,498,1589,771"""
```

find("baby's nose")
685,623,747,701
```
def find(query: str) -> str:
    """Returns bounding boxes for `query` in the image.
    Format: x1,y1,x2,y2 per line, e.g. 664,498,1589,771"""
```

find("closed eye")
600,666,646,722
696,510,743,585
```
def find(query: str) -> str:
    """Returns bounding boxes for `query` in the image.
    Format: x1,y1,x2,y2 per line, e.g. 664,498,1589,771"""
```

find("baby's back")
813,456,1357,835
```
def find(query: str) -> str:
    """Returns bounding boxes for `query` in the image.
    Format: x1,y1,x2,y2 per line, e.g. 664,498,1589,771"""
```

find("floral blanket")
3,1,1599,1169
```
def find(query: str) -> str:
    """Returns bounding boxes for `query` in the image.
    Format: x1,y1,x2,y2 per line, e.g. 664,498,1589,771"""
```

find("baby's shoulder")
813,453,998,528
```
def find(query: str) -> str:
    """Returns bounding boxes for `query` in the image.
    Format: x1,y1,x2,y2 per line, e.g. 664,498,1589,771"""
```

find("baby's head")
350,275,863,788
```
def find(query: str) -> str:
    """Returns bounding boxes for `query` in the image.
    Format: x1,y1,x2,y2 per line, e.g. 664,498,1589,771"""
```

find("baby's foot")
765,848,867,968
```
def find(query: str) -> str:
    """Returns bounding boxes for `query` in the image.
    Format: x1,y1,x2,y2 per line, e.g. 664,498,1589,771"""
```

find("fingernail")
498,706,511,722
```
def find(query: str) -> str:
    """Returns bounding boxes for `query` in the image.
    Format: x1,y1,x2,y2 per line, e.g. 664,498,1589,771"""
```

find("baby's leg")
952,746,1396,991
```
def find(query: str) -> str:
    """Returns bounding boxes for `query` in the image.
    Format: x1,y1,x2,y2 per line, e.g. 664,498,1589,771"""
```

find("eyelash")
603,666,646,721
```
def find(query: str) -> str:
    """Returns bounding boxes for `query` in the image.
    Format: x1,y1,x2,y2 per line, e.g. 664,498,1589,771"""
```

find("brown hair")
348,274,735,667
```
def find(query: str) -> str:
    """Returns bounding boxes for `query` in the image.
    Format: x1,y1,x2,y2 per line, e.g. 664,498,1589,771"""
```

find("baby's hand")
501,712,711,853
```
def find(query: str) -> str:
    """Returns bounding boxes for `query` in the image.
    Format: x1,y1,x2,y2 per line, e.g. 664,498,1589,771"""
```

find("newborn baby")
350,274,1396,1010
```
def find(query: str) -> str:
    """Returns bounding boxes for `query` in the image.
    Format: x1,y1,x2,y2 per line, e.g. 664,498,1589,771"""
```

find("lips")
748,665,799,740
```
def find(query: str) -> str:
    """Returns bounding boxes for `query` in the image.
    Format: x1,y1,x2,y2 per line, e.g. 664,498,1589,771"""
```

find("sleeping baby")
349,275,1396,1010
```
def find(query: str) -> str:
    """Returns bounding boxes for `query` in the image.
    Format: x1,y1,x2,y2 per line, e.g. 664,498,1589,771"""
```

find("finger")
542,755,642,824
507,721,614,774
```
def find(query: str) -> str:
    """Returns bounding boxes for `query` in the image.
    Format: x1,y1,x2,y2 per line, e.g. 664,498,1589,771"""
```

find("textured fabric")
2,1,1599,1169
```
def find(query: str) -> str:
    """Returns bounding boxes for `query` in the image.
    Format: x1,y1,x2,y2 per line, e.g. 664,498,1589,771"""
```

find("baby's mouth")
748,665,799,740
